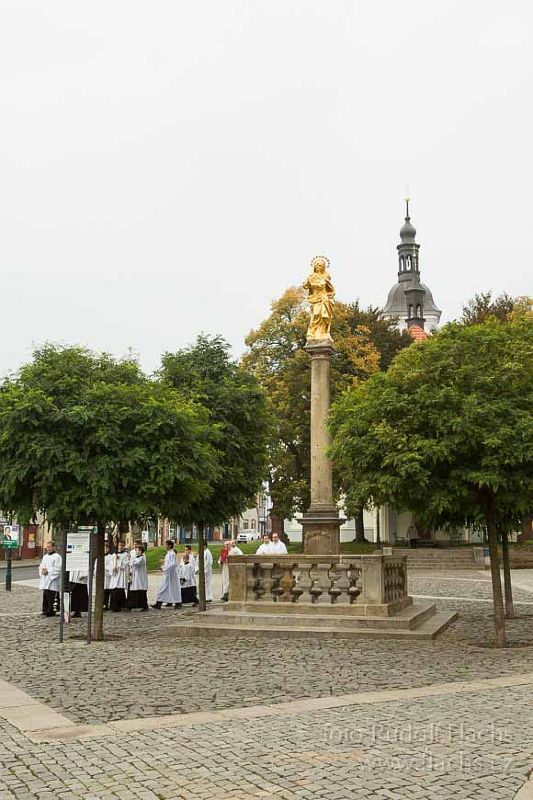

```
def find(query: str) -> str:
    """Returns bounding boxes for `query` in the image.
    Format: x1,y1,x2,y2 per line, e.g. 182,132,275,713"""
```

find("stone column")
301,339,342,554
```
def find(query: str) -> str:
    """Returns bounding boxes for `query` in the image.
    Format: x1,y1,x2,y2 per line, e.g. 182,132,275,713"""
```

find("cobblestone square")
0,570,532,798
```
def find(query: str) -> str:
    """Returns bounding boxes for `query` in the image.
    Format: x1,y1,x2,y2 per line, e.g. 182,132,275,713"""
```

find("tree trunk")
93,523,106,642
501,529,515,619
197,522,206,612
354,507,365,543
486,511,506,647
270,508,289,545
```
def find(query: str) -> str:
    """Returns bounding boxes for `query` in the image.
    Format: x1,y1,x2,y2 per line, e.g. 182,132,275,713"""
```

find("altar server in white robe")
178,552,198,605
256,534,271,555
195,541,213,602
266,532,288,554
110,541,129,612
103,542,114,610
39,541,62,617
152,540,181,609
127,544,149,610
220,540,243,601
182,544,196,572
69,570,88,617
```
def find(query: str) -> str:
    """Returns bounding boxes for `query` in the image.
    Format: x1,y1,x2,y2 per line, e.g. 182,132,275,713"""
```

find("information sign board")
66,531,91,571
1,523,19,549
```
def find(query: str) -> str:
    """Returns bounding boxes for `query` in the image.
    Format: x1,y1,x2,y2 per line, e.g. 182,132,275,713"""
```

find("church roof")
383,279,441,316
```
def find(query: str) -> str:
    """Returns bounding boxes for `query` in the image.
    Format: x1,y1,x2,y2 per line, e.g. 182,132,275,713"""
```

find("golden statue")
303,255,335,340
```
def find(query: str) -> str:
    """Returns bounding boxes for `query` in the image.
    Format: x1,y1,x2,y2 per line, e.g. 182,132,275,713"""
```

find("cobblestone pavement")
0,571,532,799
0,684,532,799
0,573,532,725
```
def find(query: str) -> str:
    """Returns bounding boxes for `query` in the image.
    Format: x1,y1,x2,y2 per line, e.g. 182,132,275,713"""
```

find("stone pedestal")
301,339,342,554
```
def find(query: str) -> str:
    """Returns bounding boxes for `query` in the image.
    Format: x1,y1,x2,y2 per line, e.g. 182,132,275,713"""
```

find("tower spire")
405,197,410,219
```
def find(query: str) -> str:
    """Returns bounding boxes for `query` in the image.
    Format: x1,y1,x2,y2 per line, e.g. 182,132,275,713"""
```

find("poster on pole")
141,530,149,544
1,522,19,549
66,531,90,571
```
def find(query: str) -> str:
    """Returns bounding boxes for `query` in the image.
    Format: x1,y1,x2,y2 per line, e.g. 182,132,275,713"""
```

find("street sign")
1,523,19,549
66,531,91,571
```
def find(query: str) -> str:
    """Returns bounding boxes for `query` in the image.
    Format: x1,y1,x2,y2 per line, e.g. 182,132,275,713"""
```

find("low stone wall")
227,554,411,617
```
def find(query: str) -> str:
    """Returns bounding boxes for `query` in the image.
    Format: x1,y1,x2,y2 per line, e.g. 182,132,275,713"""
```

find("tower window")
416,304,422,318
399,257,404,272
406,255,412,270
408,304,413,318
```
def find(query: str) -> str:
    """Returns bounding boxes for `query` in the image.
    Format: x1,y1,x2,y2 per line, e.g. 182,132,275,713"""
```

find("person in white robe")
182,545,196,572
194,541,213,602
109,541,130,612
266,533,288,554
178,553,198,605
152,540,182,609
256,534,271,555
39,541,62,617
127,544,149,610
220,540,243,601
104,542,114,610
69,570,88,617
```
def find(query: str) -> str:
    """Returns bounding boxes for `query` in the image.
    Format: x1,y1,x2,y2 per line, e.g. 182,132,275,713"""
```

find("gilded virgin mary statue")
303,255,335,341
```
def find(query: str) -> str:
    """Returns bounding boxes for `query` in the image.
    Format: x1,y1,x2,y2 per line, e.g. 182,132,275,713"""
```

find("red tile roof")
407,324,429,342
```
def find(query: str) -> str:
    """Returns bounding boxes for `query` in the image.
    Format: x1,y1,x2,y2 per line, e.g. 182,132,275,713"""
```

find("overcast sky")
1,0,531,376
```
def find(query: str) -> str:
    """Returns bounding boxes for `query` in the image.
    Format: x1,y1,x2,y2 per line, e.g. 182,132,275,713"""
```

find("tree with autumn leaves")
243,287,411,536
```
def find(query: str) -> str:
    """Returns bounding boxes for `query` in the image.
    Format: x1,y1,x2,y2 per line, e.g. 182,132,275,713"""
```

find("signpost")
2,522,19,592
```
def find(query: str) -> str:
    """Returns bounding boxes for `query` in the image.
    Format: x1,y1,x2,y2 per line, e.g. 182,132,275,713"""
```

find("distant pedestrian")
128,544,149,611
183,544,196,571
39,541,61,617
179,552,198,606
152,540,182,609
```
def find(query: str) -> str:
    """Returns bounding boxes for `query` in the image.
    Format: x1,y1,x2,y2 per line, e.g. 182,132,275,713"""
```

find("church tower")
382,201,441,331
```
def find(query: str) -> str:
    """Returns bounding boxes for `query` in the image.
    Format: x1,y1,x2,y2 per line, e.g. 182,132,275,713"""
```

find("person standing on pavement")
183,544,196,571
152,540,182,609
39,541,62,617
178,552,198,606
195,540,213,602
109,541,130,612
128,543,149,611
103,542,114,610
69,569,89,618
220,539,243,602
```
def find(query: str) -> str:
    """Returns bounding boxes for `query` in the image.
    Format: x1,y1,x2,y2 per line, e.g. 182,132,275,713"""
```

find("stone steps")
392,548,476,569
190,602,437,631
172,609,458,641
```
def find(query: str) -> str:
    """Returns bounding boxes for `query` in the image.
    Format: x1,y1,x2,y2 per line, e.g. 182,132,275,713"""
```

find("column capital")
305,338,335,358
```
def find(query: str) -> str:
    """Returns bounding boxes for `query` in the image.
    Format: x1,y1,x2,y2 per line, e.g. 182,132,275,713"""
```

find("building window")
416,304,422,317
399,257,404,272
406,255,412,270
408,304,413,318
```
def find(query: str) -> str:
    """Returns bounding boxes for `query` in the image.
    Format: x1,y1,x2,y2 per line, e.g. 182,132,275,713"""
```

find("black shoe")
140,607,148,612
151,603,162,609
174,603,182,609
221,594,228,602
72,611,81,618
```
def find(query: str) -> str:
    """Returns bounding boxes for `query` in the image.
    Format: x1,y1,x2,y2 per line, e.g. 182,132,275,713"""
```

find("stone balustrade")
227,554,411,617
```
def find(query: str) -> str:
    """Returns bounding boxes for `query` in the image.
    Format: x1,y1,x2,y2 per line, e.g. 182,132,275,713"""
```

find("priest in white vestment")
195,542,213,602
104,542,114,610
266,533,288,554
152,540,182,609
39,541,62,617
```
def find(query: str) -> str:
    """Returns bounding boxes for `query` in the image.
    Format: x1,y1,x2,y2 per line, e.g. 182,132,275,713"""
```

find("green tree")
159,334,269,608
330,319,533,646
0,345,217,639
460,291,531,326
243,287,410,535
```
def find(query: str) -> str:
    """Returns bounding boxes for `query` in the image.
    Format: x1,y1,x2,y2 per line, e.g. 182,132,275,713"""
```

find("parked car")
236,529,261,543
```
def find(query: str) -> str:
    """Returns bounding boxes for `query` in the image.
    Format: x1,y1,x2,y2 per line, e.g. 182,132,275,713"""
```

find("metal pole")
86,529,95,645
197,522,206,612
59,526,67,644
5,548,12,591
